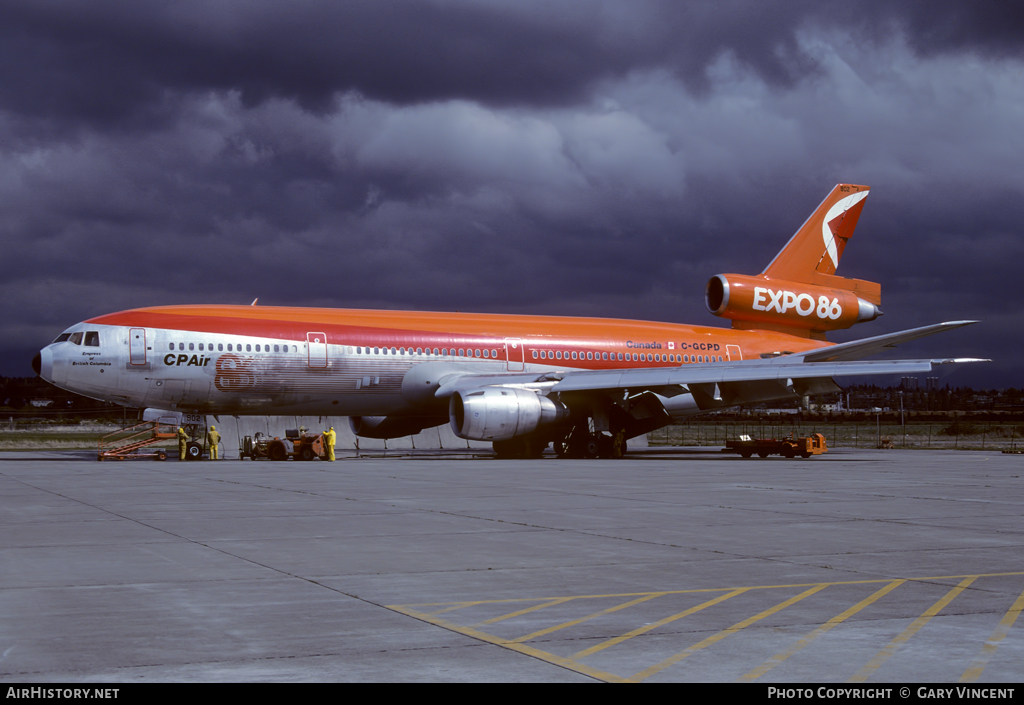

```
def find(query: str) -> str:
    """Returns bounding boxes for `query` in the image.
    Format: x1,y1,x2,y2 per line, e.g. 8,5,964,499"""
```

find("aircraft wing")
546,357,971,394
432,321,986,410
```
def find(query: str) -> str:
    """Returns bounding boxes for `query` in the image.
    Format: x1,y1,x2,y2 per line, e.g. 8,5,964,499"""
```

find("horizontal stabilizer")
793,321,978,362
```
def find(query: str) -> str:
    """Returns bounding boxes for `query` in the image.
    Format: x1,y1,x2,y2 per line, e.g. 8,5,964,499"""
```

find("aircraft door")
504,338,524,371
129,328,147,366
307,332,328,368
726,345,742,361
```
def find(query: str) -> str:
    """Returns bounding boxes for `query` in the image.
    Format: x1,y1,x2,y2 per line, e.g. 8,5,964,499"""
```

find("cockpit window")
68,332,83,345
84,331,100,347
53,333,71,343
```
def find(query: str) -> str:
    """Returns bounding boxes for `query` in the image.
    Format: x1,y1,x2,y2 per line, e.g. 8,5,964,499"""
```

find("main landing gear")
491,426,627,459
553,427,627,459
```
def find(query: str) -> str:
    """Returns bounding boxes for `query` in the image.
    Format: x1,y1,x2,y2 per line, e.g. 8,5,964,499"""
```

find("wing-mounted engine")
705,273,882,335
449,387,568,441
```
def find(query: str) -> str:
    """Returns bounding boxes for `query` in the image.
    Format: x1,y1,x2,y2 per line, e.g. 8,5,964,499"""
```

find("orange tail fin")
761,184,879,304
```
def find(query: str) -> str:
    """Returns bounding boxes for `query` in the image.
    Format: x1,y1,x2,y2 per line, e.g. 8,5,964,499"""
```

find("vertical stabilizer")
762,184,870,282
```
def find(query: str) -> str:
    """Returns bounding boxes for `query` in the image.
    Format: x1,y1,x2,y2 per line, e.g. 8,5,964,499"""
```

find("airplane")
32,184,982,458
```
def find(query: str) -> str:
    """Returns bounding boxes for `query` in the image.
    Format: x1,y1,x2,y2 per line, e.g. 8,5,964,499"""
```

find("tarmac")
1,447,1022,683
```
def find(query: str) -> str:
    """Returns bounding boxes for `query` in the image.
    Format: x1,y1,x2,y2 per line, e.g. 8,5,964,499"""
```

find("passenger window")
169,343,175,351
218,344,223,351
69,332,83,345
246,344,251,352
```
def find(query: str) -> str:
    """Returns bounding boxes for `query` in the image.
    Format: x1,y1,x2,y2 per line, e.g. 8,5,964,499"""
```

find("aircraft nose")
33,347,53,382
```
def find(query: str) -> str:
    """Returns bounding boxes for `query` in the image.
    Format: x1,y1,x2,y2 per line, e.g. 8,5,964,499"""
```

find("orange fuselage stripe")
89,305,827,362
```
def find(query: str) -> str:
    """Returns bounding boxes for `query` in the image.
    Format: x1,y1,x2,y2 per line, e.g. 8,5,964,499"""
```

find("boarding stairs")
98,419,178,461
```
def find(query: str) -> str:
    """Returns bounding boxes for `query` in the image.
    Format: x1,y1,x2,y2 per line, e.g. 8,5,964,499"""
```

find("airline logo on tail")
820,189,870,273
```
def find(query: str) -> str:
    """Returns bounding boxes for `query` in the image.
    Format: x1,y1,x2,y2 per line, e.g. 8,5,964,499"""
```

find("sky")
2,0,1022,389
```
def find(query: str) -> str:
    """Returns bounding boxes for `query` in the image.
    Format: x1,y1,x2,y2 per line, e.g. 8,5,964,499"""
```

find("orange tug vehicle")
724,433,828,459
240,428,326,461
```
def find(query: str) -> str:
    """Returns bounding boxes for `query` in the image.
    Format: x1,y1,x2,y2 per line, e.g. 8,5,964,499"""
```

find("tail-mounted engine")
706,274,882,334
449,387,568,441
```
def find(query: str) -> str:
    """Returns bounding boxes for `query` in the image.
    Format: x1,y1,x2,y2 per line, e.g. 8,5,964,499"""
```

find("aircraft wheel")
565,434,589,459
522,435,547,459
492,439,521,459
186,442,202,461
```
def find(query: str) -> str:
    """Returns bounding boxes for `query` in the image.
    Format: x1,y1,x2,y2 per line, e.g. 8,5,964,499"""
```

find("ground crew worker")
324,426,336,461
206,425,221,460
177,426,188,461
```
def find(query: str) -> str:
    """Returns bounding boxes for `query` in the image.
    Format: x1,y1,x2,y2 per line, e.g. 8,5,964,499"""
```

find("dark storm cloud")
1,0,1022,388
4,0,1022,125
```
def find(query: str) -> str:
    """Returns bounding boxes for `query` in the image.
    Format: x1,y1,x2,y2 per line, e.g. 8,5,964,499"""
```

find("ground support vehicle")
724,433,827,459
98,420,177,461
240,429,325,461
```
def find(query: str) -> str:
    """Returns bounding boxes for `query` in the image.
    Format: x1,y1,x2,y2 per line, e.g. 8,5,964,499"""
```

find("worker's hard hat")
210,425,216,430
